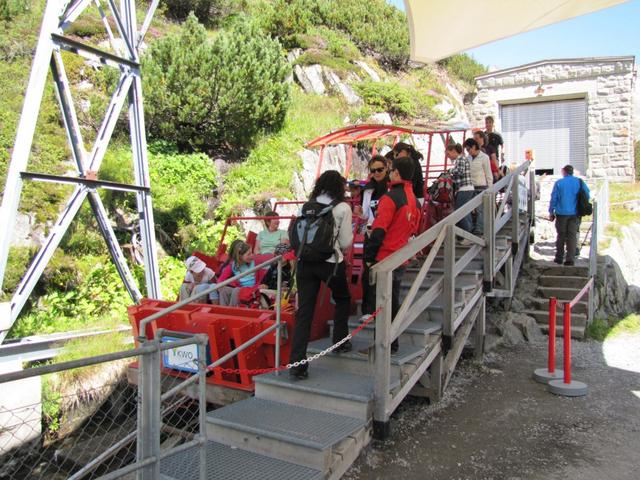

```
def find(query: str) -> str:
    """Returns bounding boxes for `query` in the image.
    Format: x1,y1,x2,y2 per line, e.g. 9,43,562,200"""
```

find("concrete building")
469,56,636,182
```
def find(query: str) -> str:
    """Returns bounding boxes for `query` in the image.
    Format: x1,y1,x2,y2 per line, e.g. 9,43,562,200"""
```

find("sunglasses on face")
370,167,386,174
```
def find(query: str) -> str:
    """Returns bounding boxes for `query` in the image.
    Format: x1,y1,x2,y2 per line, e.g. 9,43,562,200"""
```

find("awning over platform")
404,0,629,63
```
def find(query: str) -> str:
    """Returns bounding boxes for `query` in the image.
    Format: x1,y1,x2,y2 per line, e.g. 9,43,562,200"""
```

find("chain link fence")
0,335,209,480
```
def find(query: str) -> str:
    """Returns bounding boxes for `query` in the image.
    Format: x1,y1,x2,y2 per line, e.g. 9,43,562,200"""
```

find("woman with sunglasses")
361,155,390,227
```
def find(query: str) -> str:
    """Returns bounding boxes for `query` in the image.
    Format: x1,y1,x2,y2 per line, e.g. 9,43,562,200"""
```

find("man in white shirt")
463,138,493,236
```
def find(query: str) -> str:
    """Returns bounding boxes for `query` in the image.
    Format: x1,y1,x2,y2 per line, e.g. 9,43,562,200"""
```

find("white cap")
185,256,206,274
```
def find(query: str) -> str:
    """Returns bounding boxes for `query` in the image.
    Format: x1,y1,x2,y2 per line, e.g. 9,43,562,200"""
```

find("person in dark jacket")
393,142,425,206
363,156,420,353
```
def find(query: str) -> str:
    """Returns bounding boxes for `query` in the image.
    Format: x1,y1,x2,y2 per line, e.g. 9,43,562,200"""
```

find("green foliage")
0,0,29,22
162,0,228,26
587,314,640,341
178,220,242,255
41,379,62,436
438,53,487,87
217,88,346,217
260,0,318,42
1,247,34,299
143,14,291,153
355,80,416,118
606,182,640,240
319,0,409,69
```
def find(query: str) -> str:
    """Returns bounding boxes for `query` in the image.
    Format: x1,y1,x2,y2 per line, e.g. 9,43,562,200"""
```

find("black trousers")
555,215,579,263
361,263,405,347
290,260,351,368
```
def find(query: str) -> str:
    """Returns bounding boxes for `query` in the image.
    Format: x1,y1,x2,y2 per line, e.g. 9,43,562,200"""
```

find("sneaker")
289,367,308,380
458,238,473,247
334,340,353,354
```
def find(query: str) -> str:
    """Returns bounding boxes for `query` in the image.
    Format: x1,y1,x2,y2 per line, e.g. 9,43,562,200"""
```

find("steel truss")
0,0,162,343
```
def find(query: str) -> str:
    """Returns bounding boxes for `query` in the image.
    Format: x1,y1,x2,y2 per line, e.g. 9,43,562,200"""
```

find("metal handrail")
370,159,533,433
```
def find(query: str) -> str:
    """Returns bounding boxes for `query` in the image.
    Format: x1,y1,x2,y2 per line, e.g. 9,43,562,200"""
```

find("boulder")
323,69,362,106
510,313,543,342
354,60,381,82
510,297,525,313
368,112,393,125
287,48,303,63
484,333,504,353
293,64,325,95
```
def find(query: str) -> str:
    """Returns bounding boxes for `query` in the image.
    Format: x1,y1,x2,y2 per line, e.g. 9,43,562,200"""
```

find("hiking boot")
289,367,308,380
391,340,399,354
564,261,575,266
553,258,563,265
334,340,353,354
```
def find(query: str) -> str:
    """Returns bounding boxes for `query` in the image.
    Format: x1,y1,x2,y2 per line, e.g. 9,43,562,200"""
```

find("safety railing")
547,278,593,397
370,160,534,435
0,332,208,480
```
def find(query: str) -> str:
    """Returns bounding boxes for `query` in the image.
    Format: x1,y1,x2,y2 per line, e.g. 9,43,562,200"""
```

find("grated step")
254,367,373,404
160,440,323,480
207,397,365,451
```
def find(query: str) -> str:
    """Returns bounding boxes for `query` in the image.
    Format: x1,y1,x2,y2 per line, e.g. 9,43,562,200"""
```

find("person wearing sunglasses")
361,155,390,227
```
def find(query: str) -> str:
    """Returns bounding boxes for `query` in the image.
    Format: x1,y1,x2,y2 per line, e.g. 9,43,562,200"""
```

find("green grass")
216,87,348,217
606,183,640,240
587,314,640,341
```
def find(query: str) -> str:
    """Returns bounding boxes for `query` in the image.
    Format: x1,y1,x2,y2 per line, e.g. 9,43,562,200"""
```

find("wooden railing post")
589,200,598,279
528,169,536,229
511,172,520,255
373,269,393,440
483,191,495,293
442,224,455,351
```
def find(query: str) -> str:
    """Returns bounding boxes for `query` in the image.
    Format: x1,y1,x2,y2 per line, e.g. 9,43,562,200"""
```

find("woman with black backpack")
288,170,354,380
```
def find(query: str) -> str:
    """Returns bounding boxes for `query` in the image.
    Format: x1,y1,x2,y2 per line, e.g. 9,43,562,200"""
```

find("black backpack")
577,179,593,217
289,199,337,262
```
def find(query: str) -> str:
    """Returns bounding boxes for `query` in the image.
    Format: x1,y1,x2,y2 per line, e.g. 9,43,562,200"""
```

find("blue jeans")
473,187,487,235
455,190,475,233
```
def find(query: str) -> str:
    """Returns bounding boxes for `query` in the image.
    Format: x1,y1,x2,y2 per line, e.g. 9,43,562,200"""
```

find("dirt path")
345,334,640,480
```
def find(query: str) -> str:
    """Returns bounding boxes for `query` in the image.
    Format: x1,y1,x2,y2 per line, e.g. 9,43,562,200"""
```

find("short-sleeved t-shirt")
257,229,288,254
486,131,504,158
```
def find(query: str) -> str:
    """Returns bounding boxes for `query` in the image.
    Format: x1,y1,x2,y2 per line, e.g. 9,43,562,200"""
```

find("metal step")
206,398,367,472
307,337,425,376
538,275,593,289
254,367,374,420
160,440,323,480
523,310,588,327
330,315,442,347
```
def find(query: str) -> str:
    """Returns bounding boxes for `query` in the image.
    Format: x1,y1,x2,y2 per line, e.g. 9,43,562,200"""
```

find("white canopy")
404,0,629,63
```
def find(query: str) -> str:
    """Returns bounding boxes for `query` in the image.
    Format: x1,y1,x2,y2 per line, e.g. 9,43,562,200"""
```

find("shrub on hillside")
162,0,228,26
319,0,409,69
438,53,487,86
0,0,28,21
143,14,290,153
354,80,416,118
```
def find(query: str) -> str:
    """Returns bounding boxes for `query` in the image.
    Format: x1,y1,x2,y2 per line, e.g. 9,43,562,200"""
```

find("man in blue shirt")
549,165,589,266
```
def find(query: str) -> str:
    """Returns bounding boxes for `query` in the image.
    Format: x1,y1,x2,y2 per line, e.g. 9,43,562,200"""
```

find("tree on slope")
143,14,291,154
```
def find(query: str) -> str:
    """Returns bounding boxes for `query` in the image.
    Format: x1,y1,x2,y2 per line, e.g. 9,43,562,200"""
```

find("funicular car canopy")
306,123,470,184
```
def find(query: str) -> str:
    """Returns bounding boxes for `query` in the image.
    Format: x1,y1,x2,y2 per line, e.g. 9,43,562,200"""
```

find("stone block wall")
468,58,636,182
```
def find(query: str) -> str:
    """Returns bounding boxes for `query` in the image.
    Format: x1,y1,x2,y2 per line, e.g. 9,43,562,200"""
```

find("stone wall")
468,58,636,182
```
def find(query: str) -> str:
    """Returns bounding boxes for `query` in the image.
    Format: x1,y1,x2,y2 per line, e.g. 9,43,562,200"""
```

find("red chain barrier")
208,308,381,376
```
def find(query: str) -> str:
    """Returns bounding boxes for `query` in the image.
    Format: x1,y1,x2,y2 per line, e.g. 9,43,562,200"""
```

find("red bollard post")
548,297,557,373
563,302,571,384
533,297,563,384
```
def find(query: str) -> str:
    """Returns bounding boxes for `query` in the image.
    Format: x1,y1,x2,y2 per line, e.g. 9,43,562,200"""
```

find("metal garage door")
501,99,587,175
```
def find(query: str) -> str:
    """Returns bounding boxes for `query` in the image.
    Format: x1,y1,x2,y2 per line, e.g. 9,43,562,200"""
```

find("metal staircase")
158,163,535,479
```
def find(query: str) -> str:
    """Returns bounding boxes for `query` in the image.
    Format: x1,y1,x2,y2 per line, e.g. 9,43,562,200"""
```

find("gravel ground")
345,333,640,480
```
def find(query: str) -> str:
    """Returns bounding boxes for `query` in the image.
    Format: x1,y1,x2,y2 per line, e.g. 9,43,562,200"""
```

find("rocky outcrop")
323,69,362,106
10,213,46,248
294,64,326,95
